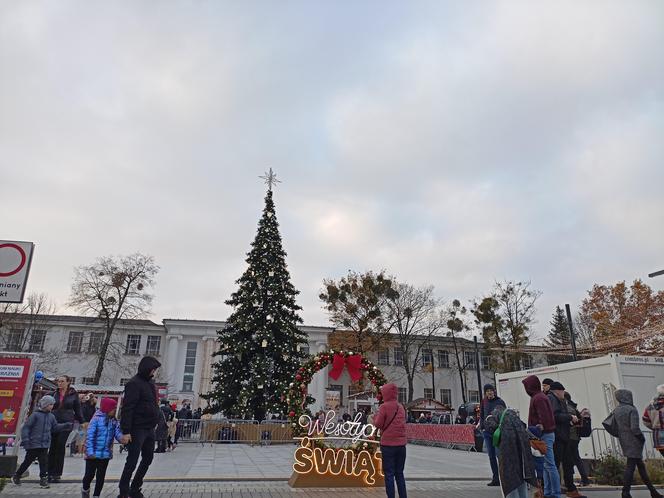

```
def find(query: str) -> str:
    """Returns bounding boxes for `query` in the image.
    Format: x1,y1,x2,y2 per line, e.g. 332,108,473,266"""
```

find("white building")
0,314,166,385
161,319,334,410
1,313,549,415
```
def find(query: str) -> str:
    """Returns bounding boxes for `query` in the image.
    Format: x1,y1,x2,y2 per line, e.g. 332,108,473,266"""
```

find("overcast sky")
2,1,663,342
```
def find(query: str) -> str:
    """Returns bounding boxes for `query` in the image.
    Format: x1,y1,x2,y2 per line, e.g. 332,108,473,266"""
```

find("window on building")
440,389,452,406
125,334,141,355
28,330,46,352
182,341,197,392
88,332,104,354
397,387,407,404
481,353,491,371
81,377,97,385
378,349,390,366
421,349,433,367
468,390,480,403
66,331,84,353
424,388,434,400
393,348,404,366
464,351,476,369
522,354,533,369
348,383,363,397
5,329,23,351
120,378,130,386
437,350,449,368
146,335,161,356
68,377,76,384
328,384,344,407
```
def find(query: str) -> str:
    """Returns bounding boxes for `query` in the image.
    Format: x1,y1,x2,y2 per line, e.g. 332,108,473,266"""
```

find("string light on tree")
202,170,308,420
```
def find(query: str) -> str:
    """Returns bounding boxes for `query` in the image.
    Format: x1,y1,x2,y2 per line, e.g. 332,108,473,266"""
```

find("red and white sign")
0,240,34,303
0,356,33,437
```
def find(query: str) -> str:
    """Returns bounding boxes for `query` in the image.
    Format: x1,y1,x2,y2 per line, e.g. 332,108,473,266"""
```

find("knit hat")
483,383,496,393
38,395,55,410
100,397,117,414
542,378,554,386
549,381,565,391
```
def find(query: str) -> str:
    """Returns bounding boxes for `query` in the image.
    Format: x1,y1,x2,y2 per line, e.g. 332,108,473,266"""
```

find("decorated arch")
286,349,389,488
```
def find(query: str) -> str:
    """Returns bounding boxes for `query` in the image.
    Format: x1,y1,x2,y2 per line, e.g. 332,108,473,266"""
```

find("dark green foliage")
202,189,308,421
592,454,624,485
545,306,574,365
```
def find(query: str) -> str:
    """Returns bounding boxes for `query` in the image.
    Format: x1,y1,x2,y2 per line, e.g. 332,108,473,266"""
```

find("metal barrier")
173,419,294,445
588,428,662,460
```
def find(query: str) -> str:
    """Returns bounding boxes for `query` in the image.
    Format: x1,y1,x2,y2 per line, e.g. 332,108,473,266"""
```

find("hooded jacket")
479,384,506,431
613,389,646,459
86,409,124,459
373,383,407,446
485,407,538,496
21,408,72,450
522,375,555,432
120,356,161,434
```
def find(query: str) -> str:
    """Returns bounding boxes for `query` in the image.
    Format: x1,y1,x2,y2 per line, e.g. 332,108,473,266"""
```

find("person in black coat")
118,356,161,498
155,399,173,453
47,375,84,482
547,382,586,498
478,383,506,486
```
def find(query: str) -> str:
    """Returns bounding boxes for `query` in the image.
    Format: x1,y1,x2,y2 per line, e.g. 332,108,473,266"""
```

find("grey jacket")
21,409,72,450
613,389,645,459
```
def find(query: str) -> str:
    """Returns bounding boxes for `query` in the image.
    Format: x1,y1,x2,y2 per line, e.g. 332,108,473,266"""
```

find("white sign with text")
0,240,35,303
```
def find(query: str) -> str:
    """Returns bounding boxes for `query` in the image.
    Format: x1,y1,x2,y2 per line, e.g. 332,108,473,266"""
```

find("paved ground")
16,443,494,480
4,480,663,497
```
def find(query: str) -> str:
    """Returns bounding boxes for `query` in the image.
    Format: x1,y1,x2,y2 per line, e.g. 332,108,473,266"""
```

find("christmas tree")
203,171,309,420
544,305,572,364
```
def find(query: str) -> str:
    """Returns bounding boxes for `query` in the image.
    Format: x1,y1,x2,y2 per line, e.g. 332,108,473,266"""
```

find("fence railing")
588,428,662,460
173,419,294,445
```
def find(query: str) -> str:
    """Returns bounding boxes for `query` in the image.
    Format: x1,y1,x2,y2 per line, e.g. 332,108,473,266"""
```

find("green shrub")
635,459,664,485
593,454,625,485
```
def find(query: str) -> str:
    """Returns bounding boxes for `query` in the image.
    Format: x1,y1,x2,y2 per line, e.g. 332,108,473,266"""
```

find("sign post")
0,353,37,477
0,240,35,304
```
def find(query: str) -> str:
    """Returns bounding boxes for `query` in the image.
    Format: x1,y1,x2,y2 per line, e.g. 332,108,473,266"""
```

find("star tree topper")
259,167,281,191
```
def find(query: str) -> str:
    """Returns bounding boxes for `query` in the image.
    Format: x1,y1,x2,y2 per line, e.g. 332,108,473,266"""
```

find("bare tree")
0,292,63,373
385,283,444,403
320,270,398,355
446,299,472,404
494,280,542,370
68,253,159,384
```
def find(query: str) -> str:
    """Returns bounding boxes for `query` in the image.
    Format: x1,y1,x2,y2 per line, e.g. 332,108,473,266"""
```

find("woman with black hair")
48,375,84,482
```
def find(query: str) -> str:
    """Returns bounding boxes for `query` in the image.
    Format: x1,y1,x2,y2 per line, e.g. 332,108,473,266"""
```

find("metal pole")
649,269,664,278
565,304,578,361
473,336,483,396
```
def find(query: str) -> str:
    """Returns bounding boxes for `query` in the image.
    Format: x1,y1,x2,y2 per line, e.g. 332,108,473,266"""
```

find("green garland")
286,349,388,454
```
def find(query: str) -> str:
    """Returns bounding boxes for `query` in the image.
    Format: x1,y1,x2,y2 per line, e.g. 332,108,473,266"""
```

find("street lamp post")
648,269,664,278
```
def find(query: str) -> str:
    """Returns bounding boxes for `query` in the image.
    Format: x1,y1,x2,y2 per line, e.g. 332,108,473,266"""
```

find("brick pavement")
4,481,662,497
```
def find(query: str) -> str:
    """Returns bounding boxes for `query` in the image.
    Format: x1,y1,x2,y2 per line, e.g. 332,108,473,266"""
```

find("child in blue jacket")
13,395,72,488
82,397,129,498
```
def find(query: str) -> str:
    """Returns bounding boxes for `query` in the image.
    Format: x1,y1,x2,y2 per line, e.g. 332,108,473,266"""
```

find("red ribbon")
328,353,363,382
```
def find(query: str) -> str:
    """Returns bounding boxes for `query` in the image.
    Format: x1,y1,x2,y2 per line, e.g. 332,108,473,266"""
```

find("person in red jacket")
523,375,561,498
374,383,407,498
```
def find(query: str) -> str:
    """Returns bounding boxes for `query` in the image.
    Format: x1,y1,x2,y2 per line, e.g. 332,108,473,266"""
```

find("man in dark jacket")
478,383,506,486
523,375,560,498
547,382,586,498
118,356,161,498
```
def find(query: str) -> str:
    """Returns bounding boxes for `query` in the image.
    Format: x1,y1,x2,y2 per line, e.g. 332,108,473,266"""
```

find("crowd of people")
477,377,664,498
12,356,187,498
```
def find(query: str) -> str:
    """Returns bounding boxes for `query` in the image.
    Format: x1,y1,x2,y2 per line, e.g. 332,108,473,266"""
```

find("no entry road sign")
0,240,35,303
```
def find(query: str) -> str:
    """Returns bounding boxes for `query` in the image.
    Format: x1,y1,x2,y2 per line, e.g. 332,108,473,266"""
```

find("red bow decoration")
328,353,363,382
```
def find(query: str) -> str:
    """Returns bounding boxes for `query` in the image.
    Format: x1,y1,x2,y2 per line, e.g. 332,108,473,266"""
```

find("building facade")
1,313,548,414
